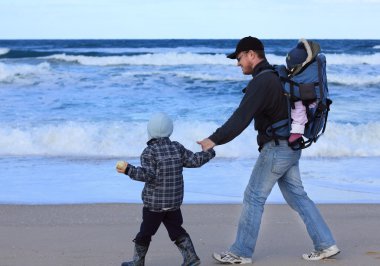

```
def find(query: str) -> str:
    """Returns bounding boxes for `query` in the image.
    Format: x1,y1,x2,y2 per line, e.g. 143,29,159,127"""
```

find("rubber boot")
121,242,149,266
175,235,201,266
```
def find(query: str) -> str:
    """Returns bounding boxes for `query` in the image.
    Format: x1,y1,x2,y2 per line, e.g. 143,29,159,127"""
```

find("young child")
116,112,215,266
286,40,317,144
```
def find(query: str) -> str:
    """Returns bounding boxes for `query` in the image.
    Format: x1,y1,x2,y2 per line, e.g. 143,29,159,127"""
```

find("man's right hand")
197,138,216,151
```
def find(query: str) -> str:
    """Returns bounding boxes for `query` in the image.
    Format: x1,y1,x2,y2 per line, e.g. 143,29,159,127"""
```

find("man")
197,36,340,264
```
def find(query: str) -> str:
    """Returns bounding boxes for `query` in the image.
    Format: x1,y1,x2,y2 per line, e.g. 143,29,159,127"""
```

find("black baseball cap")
227,36,264,59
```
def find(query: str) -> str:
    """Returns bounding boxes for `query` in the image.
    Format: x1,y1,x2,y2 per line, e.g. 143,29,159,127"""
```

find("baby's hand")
116,161,128,173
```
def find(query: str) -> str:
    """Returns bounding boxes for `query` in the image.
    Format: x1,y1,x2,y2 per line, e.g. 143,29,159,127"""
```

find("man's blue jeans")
229,140,336,258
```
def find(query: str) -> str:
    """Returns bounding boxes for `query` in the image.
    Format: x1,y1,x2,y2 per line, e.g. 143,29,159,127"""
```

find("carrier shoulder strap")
253,68,277,81
242,68,276,93
264,66,292,144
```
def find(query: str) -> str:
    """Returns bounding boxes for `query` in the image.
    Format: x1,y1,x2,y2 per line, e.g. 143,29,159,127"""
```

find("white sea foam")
373,45,380,49
43,52,232,66
40,52,380,66
166,71,246,81
328,73,380,86
117,69,379,85
0,62,51,83
0,60,377,86
325,52,380,65
0,121,379,158
302,122,380,157
117,70,246,82
42,52,286,66
0,48,10,55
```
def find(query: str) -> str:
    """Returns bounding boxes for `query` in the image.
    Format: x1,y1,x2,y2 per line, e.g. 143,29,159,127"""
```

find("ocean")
0,39,379,204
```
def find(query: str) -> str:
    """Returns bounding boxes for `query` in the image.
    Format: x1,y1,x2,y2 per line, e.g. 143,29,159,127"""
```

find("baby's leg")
289,101,308,143
291,101,307,134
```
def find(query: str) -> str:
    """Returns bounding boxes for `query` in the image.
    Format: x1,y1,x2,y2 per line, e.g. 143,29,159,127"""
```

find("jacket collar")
252,59,272,77
147,137,170,145
242,59,273,93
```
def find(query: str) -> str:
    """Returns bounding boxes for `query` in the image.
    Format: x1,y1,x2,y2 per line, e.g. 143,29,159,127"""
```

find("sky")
1,0,380,39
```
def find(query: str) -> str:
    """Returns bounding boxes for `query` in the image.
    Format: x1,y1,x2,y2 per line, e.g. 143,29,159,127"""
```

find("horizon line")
1,38,380,41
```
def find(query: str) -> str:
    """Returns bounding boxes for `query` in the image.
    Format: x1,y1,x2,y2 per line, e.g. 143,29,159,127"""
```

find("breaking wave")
0,62,51,83
0,121,379,158
0,48,10,56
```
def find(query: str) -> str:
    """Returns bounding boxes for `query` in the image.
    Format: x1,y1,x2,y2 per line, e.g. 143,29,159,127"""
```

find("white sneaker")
302,245,340,261
212,251,252,264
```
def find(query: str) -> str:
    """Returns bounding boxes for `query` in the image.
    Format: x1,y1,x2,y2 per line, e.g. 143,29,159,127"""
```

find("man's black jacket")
209,59,288,148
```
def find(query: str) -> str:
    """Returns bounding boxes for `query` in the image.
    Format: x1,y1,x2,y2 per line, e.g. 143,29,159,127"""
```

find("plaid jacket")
126,137,215,211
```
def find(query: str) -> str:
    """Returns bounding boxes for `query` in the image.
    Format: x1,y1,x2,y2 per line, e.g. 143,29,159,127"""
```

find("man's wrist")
208,136,217,145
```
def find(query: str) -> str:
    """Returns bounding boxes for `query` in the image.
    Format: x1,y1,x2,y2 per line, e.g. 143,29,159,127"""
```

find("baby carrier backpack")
268,39,332,149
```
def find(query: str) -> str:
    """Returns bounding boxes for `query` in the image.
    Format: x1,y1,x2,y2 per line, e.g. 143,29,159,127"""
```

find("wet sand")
0,204,379,266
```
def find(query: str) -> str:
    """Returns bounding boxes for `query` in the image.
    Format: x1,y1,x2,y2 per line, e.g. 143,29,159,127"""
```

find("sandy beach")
0,203,379,266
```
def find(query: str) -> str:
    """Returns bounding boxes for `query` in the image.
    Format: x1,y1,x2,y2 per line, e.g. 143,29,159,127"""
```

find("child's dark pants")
134,207,188,246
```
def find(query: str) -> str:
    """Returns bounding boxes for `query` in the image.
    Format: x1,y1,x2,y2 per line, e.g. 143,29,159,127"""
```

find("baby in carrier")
286,40,317,144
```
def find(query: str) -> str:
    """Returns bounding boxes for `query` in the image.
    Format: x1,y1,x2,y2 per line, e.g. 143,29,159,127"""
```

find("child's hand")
116,161,128,173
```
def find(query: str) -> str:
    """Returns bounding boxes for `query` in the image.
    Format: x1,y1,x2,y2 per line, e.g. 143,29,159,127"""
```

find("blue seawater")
0,39,379,204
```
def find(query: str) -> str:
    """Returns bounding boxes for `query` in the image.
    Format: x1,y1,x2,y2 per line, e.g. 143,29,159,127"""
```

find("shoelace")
220,252,242,262
307,251,322,258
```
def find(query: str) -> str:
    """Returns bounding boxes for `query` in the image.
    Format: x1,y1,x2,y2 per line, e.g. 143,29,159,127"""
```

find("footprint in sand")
366,251,380,259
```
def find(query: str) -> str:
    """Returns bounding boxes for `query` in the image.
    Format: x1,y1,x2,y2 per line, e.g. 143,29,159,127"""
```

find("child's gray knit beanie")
147,112,173,140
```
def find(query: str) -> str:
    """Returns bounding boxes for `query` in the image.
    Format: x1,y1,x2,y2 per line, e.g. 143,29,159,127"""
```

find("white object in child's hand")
116,161,126,170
